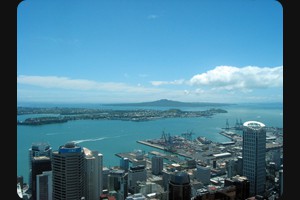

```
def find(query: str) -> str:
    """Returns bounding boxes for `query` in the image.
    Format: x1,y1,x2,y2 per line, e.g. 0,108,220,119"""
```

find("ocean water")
17,103,283,183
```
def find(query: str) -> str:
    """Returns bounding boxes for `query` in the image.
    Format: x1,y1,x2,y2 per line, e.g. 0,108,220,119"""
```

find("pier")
115,152,137,163
148,151,183,163
137,140,165,150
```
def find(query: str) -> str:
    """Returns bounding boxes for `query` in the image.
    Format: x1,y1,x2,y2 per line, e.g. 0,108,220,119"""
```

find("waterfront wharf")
136,140,165,150
115,150,183,165
148,151,183,163
137,140,192,161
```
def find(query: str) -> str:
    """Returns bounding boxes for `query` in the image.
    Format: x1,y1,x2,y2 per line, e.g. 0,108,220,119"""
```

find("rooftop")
170,171,190,185
243,121,265,130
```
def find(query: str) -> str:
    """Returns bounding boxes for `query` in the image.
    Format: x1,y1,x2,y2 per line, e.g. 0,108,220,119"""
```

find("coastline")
17,107,228,125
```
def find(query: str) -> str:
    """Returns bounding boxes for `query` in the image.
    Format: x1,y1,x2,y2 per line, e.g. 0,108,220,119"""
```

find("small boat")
17,182,23,198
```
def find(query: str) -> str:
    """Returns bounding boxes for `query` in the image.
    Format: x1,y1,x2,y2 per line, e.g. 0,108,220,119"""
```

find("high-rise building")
151,155,163,175
168,171,191,200
224,175,250,200
186,158,197,169
84,148,103,200
36,171,52,200
120,157,129,172
139,181,163,197
242,121,266,196
128,165,147,193
132,150,147,167
31,156,52,200
236,156,243,176
102,167,110,190
212,159,217,169
108,169,128,200
162,170,172,191
279,168,283,197
195,165,211,185
29,142,52,165
28,142,52,189
271,149,281,170
52,142,85,200
226,159,237,178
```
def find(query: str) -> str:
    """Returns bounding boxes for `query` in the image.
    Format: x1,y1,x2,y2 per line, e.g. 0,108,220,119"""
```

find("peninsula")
17,100,229,125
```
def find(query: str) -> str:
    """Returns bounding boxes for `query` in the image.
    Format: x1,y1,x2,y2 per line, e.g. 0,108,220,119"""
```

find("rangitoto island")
104,99,235,107
17,100,230,126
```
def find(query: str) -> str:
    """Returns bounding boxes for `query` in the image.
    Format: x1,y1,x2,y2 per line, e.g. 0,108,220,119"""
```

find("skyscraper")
28,142,52,189
132,150,147,167
195,165,211,185
279,168,283,197
271,149,281,170
224,175,250,200
29,142,52,164
120,157,129,172
128,165,147,194
226,159,237,178
242,121,266,196
84,148,103,200
108,169,128,200
36,171,52,200
168,171,191,200
102,167,110,191
52,142,85,200
151,155,163,175
31,156,52,200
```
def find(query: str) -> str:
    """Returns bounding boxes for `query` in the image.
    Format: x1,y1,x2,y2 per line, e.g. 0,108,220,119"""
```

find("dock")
115,152,137,163
148,151,183,163
137,140,165,150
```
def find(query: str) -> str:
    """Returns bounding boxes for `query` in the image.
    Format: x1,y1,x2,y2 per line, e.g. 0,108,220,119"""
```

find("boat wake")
72,137,107,144
72,134,130,144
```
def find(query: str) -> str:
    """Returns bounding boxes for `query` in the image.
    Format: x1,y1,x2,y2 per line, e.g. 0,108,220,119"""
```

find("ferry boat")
197,136,212,144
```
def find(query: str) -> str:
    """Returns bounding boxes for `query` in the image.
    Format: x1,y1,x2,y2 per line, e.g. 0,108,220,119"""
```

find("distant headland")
17,99,230,125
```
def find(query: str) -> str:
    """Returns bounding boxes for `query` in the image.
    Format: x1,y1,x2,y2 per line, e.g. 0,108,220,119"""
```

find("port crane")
160,130,175,152
181,130,195,141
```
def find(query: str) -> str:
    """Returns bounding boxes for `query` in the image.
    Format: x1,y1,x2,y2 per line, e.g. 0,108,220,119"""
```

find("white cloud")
17,75,161,93
149,66,282,91
189,66,283,90
17,65,283,103
150,79,185,86
184,90,190,95
195,88,205,94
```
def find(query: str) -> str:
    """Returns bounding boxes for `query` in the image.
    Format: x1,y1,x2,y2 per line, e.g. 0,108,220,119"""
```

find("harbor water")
17,103,283,183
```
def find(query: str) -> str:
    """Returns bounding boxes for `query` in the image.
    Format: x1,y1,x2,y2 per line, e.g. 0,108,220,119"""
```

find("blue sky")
17,0,283,104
